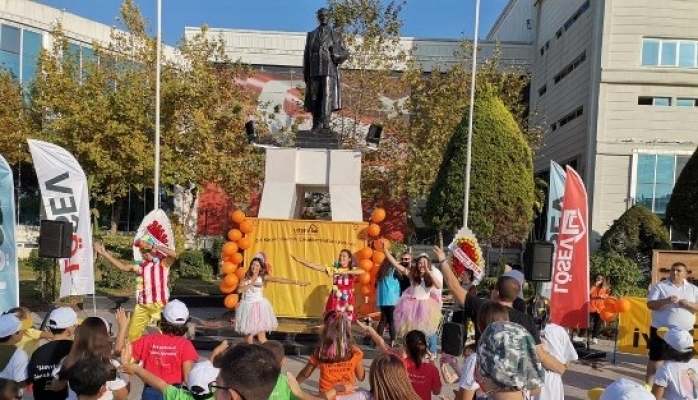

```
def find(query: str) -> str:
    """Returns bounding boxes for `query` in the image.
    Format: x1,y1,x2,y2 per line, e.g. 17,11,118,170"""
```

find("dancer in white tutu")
236,252,309,343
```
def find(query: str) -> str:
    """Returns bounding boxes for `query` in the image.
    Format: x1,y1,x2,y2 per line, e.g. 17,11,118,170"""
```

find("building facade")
490,0,698,247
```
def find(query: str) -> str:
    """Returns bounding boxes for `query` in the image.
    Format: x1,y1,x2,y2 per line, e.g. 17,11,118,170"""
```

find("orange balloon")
361,285,371,295
367,223,381,238
221,262,238,275
372,251,385,265
372,208,386,223
231,210,246,224
358,273,371,284
222,242,239,257
224,273,239,288
374,238,390,252
237,237,251,250
227,229,243,242
600,310,617,322
230,252,243,265
616,298,631,314
224,294,239,309
239,220,254,234
219,282,236,294
603,297,618,313
235,267,248,279
359,247,374,260
359,259,373,271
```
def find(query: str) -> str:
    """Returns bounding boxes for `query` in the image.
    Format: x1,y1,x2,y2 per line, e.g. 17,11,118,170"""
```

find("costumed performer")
291,249,364,321
392,252,443,354
236,252,310,344
94,235,177,342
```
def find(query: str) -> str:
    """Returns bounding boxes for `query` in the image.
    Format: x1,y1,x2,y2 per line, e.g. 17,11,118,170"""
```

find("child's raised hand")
120,342,133,365
114,308,130,331
286,372,304,396
212,340,230,359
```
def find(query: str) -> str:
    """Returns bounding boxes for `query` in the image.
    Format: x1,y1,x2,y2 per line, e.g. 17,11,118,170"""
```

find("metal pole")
463,0,480,228
154,0,162,211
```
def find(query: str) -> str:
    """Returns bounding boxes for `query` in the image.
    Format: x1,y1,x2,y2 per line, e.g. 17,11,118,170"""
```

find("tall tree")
0,70,30,164
666,147,698,247
28,0,261,234
424,84,535,244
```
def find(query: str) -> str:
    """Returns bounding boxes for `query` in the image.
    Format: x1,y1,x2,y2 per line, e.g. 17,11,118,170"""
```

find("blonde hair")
369,353,422,400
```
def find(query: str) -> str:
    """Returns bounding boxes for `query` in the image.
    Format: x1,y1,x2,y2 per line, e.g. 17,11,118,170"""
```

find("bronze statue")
303,8,348,132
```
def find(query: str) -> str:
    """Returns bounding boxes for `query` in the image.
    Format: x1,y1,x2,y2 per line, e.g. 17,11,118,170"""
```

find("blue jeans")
428,334,438,354
142,386,164,400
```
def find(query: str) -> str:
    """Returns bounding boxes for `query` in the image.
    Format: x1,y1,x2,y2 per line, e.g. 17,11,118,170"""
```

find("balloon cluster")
355,208,388,313
219,210,255,309
597,296,631,322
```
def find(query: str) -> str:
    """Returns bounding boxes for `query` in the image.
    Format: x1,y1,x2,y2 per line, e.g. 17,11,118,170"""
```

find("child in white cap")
0,313,28,387
652,327,698,400
600,378,654,400
129,299,199,400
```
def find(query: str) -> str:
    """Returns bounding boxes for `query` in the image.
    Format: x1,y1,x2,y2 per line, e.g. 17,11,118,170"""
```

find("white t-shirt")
654,359,698,400
241,276,265,302
53,358,128,400
0,346,29,382
534,323,578,400
458,353,486,397
412,266,443,300
648,279,698,331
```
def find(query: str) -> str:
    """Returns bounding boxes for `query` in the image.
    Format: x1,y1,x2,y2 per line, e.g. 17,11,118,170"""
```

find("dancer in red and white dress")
291,249,364,321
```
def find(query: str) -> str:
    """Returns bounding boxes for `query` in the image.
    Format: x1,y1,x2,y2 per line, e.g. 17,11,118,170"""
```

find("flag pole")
154,0,162,211
463,0,480,228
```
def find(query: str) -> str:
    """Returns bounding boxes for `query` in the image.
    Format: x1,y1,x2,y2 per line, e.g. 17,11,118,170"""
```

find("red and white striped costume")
137,259,170,305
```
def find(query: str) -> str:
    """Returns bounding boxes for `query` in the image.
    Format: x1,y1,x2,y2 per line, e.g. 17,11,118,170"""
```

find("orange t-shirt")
590,286,610,313
310,346,364,394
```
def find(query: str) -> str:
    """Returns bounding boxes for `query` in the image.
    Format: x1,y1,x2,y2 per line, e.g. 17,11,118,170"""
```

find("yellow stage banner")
244,218,368,318
617,296,698,355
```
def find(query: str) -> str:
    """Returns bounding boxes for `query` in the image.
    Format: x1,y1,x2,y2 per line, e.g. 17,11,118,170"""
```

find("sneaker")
592,338,598,344
573,336,585,342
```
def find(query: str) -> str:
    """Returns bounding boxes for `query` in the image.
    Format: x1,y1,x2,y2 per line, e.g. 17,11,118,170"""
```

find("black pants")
590,312,602,339
376,306,396,341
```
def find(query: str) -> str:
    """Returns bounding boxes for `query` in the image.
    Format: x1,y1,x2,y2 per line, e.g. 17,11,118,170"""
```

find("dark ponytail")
404,330,427,368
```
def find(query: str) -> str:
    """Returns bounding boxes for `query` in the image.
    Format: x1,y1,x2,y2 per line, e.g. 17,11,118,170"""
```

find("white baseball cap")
48,307,78,329
0,314,22,337
600,378,654,400
162,299,189,325
662,327,694,352
186,360,220,395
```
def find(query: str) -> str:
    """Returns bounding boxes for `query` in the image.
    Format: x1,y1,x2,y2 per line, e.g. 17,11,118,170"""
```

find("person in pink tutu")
392,252,443,354
291,249,365,321
236,252,309,344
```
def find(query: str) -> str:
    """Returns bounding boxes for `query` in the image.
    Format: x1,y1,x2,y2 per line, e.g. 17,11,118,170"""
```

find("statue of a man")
303,8,348,132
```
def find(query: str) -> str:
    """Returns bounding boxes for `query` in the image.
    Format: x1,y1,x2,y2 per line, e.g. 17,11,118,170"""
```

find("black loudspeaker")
245,121,257,144
38,220,73,258
524,241,554,281
441,322,464,356
366,124,383,146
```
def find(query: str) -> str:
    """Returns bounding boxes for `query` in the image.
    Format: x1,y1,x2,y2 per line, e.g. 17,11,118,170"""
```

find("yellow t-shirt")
17,327,43,356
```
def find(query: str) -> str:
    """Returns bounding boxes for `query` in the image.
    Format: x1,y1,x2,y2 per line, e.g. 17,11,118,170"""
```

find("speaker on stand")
523,241,553,282
38,220,73,301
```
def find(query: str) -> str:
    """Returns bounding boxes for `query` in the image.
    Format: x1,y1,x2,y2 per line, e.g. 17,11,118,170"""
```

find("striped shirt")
137,260,169,305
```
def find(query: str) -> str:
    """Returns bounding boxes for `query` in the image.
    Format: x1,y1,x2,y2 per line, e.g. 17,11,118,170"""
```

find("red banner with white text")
550,166,590,328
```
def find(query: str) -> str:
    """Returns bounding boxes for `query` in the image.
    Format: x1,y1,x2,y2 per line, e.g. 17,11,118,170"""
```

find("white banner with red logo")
452,247,485,281
550,166,589,328
28,139,94,297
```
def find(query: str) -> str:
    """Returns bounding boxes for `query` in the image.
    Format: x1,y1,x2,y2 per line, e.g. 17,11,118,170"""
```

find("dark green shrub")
590,252,646,297
20,250,59,301
599,204,671,279
173,250,212,280
666,146,698,246
95,234,137,290
202,236,226,275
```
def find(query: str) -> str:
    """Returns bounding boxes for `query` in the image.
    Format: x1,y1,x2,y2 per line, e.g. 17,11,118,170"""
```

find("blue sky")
35,0,509,46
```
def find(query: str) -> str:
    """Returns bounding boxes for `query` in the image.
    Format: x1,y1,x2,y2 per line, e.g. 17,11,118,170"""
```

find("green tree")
0,70,30,164
599,204,672,275
424,84,535,244
666,146,698,246
590,252,646,297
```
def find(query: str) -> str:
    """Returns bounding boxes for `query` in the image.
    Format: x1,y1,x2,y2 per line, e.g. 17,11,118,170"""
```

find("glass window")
661,41,678,66
0,50,20,78
679,42,696,68
0,25,21,54
635,154,689,215
653,97,671,106
642,39,660,66
677,98,698,107
22,30,42,84
676,156,690,178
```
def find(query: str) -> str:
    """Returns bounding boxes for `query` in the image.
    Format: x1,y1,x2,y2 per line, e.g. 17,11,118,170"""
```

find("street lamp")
154,0,162,211
463,0,480,228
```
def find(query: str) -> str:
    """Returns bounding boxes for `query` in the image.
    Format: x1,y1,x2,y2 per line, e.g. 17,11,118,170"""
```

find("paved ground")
22,306,649,400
